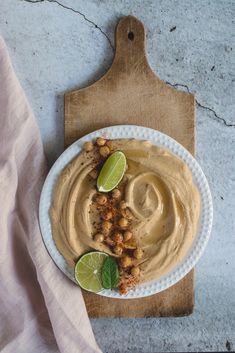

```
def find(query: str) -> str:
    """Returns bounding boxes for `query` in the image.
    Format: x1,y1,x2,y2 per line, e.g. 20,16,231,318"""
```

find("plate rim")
39,124,213,299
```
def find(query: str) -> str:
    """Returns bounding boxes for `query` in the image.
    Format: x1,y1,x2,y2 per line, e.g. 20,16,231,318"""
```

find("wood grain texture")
64,16,195,317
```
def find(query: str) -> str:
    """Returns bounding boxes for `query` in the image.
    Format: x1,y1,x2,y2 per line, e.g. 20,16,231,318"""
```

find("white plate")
39,125,213,299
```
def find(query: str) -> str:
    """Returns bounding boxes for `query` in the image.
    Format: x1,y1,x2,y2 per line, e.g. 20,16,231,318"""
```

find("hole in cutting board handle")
128,31,134,41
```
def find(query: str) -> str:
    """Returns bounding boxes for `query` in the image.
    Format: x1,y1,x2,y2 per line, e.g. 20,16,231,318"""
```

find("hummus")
50,139,200,283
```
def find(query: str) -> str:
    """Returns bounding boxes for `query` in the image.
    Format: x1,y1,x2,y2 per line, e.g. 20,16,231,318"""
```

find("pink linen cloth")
0,37,102,353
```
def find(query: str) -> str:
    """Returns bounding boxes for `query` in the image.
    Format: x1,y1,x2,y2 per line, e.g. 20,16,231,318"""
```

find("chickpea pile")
94,186,144,293
84,136,113,159
84,137,144,294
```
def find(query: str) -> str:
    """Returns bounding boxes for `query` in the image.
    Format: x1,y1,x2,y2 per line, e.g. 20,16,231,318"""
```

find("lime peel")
75,251,108,293
97,151,127,192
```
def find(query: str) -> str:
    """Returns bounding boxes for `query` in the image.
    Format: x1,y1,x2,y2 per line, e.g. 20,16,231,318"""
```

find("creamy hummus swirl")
50,139,200,283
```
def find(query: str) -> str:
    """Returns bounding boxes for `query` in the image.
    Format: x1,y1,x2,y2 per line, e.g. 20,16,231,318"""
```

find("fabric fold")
0,37,101,353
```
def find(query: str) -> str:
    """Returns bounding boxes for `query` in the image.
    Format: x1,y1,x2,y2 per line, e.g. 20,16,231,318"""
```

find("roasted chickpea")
121,208,133,220
118,217,128,228
102,221,112,233
126,209,133,219
113,245,123,256
113,232,123,243
119,283,128,295
83,141,93,152
106,140,113,150
99,146,110,157
131,266,140,277
89,169,98,179
119,200,127,210
112,188,121,199
96,194,107,205
102,210,113,221
133,248,144,259
96,137,106,146
123,230,133,242
120,255,132,268
105,237,115,246
94,233,104,242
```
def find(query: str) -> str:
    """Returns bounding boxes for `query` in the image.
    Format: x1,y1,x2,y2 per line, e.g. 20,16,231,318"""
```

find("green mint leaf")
101,256,119,289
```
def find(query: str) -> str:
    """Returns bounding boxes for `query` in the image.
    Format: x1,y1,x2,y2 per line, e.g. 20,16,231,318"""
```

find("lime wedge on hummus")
75,251,108,293
97,151,126,192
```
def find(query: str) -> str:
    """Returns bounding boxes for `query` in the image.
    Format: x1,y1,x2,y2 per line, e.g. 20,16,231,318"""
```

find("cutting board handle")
113,16,153,75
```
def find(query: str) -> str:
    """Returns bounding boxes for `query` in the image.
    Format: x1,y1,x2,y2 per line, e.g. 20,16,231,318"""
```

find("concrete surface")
1,0,235,352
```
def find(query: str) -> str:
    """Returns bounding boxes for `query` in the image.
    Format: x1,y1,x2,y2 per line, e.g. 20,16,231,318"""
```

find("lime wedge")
97,151,126,192
75,251,108,293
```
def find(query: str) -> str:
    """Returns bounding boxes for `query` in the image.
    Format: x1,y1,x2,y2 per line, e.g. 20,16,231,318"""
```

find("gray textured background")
0,1,235,352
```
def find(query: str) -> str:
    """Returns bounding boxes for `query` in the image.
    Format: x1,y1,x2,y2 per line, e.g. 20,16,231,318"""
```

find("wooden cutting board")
64,16,195,317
